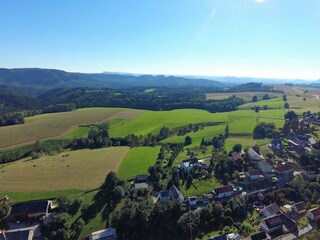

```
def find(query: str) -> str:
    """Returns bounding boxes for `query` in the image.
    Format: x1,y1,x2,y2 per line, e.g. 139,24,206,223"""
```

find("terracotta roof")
213,185,233,194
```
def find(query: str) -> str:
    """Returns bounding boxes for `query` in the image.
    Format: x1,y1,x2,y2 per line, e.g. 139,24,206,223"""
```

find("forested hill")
38,87,245,113
0,68,226,96
0,87,42,114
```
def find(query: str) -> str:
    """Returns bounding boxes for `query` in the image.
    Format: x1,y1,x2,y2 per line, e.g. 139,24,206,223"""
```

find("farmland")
0,147,129,192
0,108,142,149
205,91,284,101
117,146,160,179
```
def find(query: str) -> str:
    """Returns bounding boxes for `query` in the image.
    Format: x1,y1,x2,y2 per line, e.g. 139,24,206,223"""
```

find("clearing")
205,92,284,101
0,147,129,191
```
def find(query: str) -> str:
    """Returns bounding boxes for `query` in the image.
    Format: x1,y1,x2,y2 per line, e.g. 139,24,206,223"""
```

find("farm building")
89,228,117,240
0,230,34,240
9,200,52,222
134,174,149,189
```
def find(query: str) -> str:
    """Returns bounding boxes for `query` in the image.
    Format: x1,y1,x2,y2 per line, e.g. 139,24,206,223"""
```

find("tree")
284,111,298,121
284,102,289,109
178,211,200,238
255,106,260,113
224,124,230,138
184,136,192,146
262,94,269,100
0,202,10,221
283,95,287,101
232,144,242,153
252,96,258,102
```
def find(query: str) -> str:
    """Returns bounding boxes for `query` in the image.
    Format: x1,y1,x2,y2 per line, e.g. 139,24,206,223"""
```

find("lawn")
180,178,221,197
0,108,142,149
0,147,129,191
117,146,161,179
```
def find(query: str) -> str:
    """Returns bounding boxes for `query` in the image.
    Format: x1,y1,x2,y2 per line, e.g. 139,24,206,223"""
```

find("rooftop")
10,200,50,216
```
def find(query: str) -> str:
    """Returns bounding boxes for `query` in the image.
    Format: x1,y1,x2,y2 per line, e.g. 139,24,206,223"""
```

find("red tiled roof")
214,185,233,194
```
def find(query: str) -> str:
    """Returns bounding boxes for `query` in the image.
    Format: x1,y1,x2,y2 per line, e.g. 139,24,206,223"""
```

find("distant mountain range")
0,68,318,97
0,68,228,96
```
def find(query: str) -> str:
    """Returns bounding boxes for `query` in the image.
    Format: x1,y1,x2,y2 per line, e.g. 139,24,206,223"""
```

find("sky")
0,0,319,80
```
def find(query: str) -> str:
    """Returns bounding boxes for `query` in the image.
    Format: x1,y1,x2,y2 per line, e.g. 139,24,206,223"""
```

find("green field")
205,92,283,101
0,147,129,192
238,97,284,110
117,146,160,179
0,108,142,149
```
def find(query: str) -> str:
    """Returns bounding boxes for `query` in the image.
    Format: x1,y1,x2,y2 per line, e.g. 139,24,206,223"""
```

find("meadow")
0,108,142,149
117,146,160,179
0,147,129,192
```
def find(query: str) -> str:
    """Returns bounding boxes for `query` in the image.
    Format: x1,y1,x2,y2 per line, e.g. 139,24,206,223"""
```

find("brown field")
205,91,283,100
0,147,129,191
0,108,142,149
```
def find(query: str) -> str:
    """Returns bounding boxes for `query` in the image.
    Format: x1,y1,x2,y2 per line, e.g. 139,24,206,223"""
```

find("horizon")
1,0,319,80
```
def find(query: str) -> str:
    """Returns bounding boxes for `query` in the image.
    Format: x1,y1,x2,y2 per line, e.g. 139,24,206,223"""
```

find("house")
292,201,307,215
180,158,198,172
169,185,184,204
134,174,149,189
188,196,197,207
0,230,34,240
307,207,320,222
247,148,265,162
226,233,240,240
245,170,264,181
262,203,280,218
257,160,273,178
213,185,233,199
159,190,170,202
279,213,297,233
308,137,318,148
276,162,294,180
209,234,227,240
231,151,243,166
259,215,283,234
89,228,117,240
9,200,52,221
250,231,269,240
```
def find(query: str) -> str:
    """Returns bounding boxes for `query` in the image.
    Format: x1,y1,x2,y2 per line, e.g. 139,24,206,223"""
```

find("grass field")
117,146,160,179
0,108,142,149
0,147,129,191
238,97,284,110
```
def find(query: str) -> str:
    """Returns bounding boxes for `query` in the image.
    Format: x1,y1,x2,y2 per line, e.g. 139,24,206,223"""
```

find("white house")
89,228,117,240
213,185,233,199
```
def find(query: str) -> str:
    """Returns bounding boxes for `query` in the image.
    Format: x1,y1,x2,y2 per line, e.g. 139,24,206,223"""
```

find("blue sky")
0,0,319,80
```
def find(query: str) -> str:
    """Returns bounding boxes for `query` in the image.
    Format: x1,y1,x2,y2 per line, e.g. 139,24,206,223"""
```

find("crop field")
205,92,284,101
117,146,160,179
0,108,142,149
0,147,129,191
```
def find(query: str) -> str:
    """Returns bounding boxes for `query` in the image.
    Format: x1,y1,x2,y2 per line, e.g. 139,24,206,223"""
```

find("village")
1,111,320,240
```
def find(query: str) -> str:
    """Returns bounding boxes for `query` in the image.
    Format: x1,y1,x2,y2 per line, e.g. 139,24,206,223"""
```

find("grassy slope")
117,146,161,179
0,147,129,192
238,97,284,110
0,108,142,149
